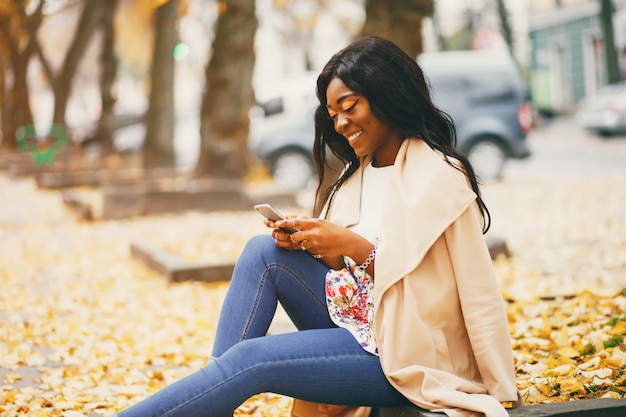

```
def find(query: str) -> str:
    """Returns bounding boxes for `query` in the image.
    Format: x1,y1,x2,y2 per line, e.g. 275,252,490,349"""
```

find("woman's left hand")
273,217,372,269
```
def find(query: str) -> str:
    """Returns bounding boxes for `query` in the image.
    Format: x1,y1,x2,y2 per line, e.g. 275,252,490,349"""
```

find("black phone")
254,204,299,233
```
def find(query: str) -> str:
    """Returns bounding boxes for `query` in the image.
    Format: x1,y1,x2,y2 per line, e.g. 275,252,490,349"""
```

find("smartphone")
254,203,299,233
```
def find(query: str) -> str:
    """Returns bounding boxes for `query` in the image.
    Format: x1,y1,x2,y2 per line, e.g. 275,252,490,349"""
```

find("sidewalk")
1,166,625,415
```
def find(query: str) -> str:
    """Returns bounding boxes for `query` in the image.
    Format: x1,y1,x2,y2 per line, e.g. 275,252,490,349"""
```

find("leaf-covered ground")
0,165,625,416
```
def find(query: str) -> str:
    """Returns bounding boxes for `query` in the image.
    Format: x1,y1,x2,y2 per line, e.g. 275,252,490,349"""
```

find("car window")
427,75,470,95
427,71,516,103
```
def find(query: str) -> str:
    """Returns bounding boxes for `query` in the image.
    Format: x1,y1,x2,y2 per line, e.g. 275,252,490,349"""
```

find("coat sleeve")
444,203,520,403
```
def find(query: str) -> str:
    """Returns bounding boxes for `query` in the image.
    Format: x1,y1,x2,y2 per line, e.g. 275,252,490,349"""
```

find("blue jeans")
116,235,409,417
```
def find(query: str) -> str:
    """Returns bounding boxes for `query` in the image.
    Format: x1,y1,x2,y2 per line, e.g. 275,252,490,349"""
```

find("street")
506,115,626,178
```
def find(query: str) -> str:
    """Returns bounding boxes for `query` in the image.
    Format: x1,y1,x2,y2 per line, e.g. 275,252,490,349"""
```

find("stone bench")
130,241,235,283
372,398,626,417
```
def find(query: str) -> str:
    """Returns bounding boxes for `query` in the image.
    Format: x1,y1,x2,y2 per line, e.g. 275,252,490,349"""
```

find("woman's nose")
335,114,349,133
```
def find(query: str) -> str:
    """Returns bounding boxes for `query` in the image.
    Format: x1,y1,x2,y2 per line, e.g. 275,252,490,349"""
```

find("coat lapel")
375,139,476,296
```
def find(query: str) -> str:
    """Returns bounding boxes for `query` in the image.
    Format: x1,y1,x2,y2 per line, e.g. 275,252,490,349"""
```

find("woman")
112,36,520,417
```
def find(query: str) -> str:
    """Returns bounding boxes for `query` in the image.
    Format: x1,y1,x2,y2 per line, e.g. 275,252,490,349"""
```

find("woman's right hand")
265,215,308,252
274,217,375,273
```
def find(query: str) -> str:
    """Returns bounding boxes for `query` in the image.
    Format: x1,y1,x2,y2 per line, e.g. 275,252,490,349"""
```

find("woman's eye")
327,97,358,120
342,99,359,112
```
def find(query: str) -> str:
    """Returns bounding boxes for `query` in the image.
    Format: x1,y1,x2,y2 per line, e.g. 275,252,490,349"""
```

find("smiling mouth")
346,130,363,142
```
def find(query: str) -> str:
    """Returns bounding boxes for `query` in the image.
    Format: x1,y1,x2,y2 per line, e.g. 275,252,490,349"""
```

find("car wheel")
270,149,316,191
466,138,507,182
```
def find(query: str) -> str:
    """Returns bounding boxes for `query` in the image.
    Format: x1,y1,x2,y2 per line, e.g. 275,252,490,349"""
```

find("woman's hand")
264,215,306,251
268,217,374,271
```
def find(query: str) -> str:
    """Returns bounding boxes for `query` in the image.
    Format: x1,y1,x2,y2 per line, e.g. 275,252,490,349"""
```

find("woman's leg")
117,328,410,417
212,234,334,357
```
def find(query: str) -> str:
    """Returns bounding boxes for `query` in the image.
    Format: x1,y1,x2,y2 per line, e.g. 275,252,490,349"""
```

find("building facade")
529,0,626,114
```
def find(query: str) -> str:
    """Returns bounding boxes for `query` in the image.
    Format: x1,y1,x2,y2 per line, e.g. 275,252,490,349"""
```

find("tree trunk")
94,0,119,156
9,41,35,144
0,53,7,148
0,14,36,149
194,0,258,179
495,0,513,54
143,0,178,170
600,0,620,84
360,0,430,59
51,0,103,128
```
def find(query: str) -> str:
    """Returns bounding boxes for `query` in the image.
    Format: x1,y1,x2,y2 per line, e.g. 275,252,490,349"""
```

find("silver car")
576,81,626,136
249,51,532,190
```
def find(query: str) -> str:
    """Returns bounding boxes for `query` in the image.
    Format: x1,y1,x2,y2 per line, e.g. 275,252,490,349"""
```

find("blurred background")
2,0,625,190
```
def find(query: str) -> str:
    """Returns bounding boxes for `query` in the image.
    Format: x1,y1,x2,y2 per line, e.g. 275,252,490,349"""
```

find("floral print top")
325,256,377,355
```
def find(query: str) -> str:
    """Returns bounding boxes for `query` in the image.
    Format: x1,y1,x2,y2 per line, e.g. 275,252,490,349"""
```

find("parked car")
248,72,319,191
576,81,626,136
418,50,532,181
248,51,532,190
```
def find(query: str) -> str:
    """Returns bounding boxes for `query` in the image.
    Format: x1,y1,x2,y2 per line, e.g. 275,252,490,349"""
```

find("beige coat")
292,138,520,417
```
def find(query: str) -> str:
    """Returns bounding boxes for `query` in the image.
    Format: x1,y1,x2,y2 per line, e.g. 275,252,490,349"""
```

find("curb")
373,398,626,417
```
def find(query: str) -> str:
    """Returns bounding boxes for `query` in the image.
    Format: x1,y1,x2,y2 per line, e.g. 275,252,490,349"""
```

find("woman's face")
326,76,403,166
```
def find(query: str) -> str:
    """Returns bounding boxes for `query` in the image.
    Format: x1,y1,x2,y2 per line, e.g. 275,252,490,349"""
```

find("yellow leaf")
615,373,626,387
521,386,548,403
557,347,580,358
559,377,585,393
605,348,626,367
73,394,93,403
601,391,623,399
536,381,553,396
578,356,601,370
609,320,626,336
546,353,560,368
579,368,614,379
3,390,16,404
546,364,573,376
2,373,22,383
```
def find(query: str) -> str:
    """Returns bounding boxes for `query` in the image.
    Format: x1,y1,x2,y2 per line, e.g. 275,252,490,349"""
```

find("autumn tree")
93,0,120,157
0,1,43,149
360,0,431,59
37,0,105,129
0,1,118,152
194,0,258,178
143,0,179,170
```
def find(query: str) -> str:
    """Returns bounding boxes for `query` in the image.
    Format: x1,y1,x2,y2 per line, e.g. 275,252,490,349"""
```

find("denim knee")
244,234,275,254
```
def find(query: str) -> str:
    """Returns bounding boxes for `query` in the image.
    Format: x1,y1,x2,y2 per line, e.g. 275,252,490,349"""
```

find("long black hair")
313,36,491,233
